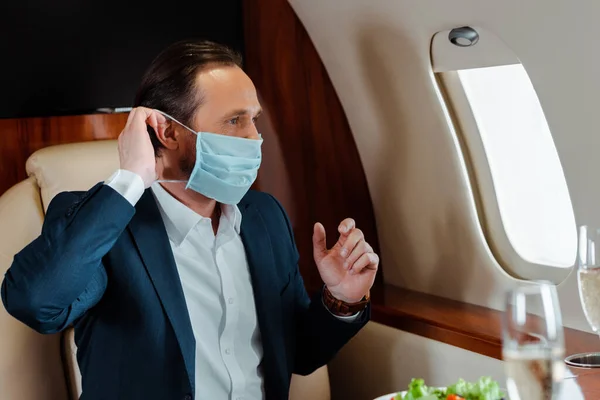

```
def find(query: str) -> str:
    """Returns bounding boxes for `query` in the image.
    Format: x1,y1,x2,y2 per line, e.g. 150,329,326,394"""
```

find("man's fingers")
138,108,164,132
338,218,355,235
147,108,168,128
343,239,369,270
349,252,379,275
312,222,328,260
124,107,167,133
123,107,139,130
117,107,161,188
339,228,363,258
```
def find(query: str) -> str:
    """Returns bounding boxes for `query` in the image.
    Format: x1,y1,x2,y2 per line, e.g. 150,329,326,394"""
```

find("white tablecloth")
556,368,585,399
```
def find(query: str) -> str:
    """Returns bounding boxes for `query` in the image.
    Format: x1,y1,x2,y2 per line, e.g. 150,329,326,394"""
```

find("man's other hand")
312,218,379,303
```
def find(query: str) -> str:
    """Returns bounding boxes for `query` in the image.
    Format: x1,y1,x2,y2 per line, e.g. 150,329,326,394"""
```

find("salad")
392,376,506,400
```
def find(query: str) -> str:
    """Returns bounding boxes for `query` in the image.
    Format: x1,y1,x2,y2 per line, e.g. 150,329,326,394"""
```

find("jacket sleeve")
1,183,136,334
267,194,370,375
291,268,370,375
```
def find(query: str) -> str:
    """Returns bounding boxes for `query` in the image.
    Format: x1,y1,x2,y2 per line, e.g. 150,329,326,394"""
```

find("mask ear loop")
153,109,197,184
153,109,197,135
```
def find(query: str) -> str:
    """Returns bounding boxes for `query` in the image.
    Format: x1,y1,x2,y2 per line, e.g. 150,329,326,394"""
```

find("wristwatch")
323,285,370,316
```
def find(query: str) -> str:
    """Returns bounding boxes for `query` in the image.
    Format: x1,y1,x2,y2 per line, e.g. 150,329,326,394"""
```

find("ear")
154,122,184,150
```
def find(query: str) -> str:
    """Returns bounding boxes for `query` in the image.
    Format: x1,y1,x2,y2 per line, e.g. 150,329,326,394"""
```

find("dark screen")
0,0,244,119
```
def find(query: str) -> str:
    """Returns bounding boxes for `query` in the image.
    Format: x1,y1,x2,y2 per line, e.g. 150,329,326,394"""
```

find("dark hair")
134,39,243,155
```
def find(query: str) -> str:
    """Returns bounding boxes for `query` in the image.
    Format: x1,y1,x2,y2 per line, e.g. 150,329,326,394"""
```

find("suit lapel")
128,190,196,392
239,203,287,397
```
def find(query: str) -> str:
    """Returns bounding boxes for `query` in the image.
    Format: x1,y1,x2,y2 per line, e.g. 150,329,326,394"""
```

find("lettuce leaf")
394,376,504,400
398,378,446,400
446,376,504,400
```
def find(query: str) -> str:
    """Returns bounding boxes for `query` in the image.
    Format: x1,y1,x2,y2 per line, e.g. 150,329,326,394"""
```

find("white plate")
373,391,405,400
374,388,446,400
374,388,510,400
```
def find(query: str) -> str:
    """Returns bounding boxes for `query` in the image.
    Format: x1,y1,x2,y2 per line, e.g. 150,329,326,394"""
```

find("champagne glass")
576,225,600,336
503,282,565,400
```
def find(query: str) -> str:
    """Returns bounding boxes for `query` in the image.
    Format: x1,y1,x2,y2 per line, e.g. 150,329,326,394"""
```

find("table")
570,367,600,399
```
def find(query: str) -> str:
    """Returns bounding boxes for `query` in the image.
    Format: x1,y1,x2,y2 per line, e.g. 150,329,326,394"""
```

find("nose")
245,124,260,140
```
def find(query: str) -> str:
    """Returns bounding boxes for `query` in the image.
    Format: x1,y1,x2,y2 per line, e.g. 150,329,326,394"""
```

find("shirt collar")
150,183,242,246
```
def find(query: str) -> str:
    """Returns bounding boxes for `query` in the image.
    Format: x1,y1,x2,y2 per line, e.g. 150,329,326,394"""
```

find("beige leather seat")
0,140,330,400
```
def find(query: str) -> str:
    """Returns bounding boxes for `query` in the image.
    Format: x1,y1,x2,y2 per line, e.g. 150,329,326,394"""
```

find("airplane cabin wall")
288,0,600,334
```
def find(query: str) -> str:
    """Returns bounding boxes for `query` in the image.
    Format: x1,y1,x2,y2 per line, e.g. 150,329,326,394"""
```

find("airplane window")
454,63,576,269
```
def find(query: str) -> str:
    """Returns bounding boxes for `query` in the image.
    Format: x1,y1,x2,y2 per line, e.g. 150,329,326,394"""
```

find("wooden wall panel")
0,114,126,195
243,0,382,292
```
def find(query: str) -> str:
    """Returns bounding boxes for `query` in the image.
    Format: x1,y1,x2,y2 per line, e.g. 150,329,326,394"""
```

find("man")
1,40,378,400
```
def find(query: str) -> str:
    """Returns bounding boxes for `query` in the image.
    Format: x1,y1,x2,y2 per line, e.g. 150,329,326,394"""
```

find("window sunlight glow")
458,64,577,268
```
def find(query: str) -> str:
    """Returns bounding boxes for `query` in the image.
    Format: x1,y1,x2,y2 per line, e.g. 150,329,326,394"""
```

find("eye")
252,116,259,124
228,117,240,125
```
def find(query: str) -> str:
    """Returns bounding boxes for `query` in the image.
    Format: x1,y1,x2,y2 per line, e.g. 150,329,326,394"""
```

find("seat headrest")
25,140,119,211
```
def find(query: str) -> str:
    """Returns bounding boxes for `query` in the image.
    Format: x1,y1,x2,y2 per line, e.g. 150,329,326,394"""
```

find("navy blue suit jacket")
1,183,369,400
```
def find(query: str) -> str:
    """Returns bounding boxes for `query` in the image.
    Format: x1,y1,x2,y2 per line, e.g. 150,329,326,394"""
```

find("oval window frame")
431,27,577,283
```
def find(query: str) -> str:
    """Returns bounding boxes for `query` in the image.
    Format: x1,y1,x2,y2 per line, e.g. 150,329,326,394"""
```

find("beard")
177,134,197,178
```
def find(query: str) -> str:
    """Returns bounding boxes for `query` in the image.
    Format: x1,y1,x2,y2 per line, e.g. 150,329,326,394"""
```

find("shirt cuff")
322,296,362,322
104,169,145,206
332,310,362,322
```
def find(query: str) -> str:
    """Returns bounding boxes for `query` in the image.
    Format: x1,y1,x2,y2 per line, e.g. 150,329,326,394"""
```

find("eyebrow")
223,108,263,119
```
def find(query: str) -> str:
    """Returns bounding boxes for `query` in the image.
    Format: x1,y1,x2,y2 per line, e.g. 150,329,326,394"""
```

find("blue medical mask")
155,110,263,205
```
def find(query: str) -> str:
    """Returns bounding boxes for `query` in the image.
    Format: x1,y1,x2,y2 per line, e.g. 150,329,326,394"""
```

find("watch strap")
323,285,370,316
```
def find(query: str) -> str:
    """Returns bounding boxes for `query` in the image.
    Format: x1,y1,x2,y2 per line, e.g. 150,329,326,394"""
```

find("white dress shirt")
151,181,264,400
104,169,358,400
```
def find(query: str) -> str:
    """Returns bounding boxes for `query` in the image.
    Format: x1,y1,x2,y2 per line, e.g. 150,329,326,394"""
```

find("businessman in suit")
1,40,378,400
